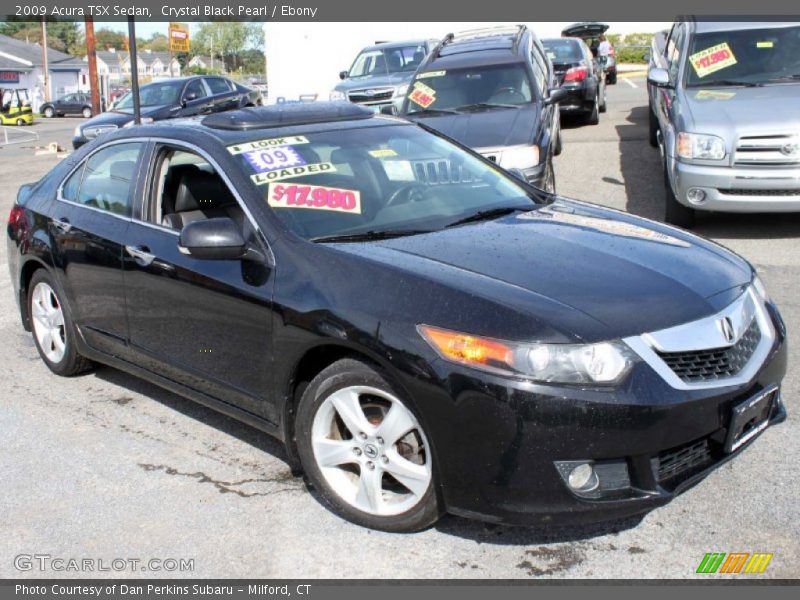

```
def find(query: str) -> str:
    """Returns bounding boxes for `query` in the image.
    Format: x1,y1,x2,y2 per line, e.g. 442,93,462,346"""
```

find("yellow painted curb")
618,70,648,78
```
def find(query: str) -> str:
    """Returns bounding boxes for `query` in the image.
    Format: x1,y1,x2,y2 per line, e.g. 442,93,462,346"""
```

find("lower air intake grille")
656,438,713,483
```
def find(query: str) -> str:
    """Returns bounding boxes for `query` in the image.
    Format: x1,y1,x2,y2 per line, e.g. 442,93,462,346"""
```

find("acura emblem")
719,316,736,343
780,142,800,156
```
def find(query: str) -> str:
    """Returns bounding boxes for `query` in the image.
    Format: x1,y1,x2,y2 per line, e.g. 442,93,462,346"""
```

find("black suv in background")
542,37,606,124
398,26,567,193
72,76,262,149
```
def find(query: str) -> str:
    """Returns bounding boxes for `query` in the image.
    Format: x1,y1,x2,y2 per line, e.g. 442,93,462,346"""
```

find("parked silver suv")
648,20,800,226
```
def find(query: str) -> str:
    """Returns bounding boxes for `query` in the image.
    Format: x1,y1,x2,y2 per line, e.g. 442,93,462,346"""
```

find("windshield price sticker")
268,183,361,214
417,70,446,78
243,146,306,173
228,135,310,155
689,42,737,78
409,81,437,108
250,162,336,185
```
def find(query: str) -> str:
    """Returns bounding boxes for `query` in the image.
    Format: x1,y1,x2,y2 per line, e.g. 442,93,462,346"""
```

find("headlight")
677,132,726,160
329,90,346,101
418,325,636,385
73,125,82,137
122,117,154,128
499,145,540,169
393,84,409,98
752,274,769,302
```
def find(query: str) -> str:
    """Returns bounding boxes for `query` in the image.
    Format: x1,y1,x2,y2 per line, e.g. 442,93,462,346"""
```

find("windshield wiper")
444,206,530,228
407,107,460,116
765,73,800,83
454,102,521,112
311,229,432,243
692,79,764,88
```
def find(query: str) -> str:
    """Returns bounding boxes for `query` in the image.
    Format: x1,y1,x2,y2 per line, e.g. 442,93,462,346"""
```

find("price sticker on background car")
689,42,737,78
267,182,362,214
409,81,436,108
243,146,306,173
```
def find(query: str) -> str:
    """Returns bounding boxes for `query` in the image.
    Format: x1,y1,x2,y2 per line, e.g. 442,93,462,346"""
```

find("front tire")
664,164,695,228
43,106,54,118
649,106,659,148
28,270,93,376
295,359,441,532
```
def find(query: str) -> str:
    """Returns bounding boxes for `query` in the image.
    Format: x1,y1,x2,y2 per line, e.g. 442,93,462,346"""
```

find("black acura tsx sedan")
6,102,787,532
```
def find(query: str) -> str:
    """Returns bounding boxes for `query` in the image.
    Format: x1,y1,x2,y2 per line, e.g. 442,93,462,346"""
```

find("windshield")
348,45,429,77
542,39,584,62
230,124,538,241
404,64,533,114
115,81,184,109
685,25,800,87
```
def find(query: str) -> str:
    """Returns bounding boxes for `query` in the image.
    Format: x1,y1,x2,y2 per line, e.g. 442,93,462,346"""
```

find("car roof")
99,102,406,148
691,20,800,34
419,26,530,70
361,39,434,51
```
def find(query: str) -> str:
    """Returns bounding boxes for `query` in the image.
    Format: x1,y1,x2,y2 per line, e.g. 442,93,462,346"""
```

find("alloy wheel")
311,385,432,516
30,282,67,363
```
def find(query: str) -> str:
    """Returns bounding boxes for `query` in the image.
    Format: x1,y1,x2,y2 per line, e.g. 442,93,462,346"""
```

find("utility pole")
127,17,141,125
85,16,101,115
40,18,50,102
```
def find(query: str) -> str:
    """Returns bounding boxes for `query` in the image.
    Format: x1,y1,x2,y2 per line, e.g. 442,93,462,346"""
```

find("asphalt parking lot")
1,79,798,579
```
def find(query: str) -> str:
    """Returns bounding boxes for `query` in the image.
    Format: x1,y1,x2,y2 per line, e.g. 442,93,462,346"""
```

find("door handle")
125,245,156,267
53,218,72,233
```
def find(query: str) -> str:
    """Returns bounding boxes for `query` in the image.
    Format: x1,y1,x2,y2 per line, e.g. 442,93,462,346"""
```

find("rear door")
49,140,146,355
120,141,277,421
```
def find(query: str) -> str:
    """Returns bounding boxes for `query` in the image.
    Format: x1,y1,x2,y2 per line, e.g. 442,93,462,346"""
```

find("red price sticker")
409,81,437,108
689,42,737,78
267,183,362,214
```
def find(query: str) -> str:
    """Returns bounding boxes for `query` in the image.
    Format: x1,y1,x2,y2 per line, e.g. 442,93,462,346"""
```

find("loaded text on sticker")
243,146,306,173
368,148,398,158
689,42,737,78
417,70,446,78
228,135,309,155
268,183,362,214
250,162,336,185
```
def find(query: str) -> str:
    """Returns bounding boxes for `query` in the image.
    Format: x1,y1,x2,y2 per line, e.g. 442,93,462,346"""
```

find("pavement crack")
137,463,301,498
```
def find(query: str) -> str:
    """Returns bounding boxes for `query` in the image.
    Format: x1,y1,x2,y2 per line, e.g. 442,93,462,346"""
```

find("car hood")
406,105,538,149
335,72,413,92
683,84,800,132
330,201,752,341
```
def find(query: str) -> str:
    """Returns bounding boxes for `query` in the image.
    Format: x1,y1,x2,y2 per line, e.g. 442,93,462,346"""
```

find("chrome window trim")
623,286,775,391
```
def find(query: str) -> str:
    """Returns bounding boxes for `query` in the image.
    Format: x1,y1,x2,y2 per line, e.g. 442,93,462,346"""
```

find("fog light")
567,463,599,492
686,188,707,204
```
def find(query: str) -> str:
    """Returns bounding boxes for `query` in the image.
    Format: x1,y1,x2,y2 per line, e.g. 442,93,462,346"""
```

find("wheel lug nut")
359,432,367,440
381,456,388,464
353,448,362,456
376,437,384,445
366,461,375,470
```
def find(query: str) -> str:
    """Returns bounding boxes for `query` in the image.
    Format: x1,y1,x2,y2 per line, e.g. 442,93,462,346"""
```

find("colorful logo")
696,552,773,574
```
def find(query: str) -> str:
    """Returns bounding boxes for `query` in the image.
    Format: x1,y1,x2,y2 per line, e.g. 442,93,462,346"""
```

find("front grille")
657,318,761,383
734,134,800,167
347,88,394,105
719,188,800,197
655,438,713,483
411,160,478,185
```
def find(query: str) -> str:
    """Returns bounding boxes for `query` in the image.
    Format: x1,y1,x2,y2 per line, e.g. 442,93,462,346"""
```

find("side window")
184,79,207,100
73,143,143,216
530,49,547,95
667,25,686,81
61,164,85,202
205,77,231,95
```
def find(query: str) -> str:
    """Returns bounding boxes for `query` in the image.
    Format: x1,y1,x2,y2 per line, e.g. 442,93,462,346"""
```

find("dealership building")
0,33,87,111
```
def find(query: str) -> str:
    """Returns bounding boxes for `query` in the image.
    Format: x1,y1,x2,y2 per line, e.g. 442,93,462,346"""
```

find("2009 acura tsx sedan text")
6,103,787,532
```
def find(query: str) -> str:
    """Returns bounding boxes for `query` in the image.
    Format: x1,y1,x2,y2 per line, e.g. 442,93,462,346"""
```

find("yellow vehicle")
0,88,34,126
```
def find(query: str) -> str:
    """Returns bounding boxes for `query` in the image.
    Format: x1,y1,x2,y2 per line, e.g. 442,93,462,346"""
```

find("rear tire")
599,83,607,113
553,126,563,156
43,106,54,118
28,270,93,377
82,107,92,119
585,95,599,125
607,71,617,85
664,164,695,228
295,358,441,532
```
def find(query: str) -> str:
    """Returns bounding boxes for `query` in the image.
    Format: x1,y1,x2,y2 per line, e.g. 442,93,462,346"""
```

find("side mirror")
178,218,246,260
545,87,569,105
379,105,397,116
647,67,671,88
339,70,349,80
182,92,198,107
507,168,527,182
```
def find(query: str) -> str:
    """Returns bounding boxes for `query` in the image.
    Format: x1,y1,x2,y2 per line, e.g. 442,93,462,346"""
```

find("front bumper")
671,160,800,212
416,301,787,526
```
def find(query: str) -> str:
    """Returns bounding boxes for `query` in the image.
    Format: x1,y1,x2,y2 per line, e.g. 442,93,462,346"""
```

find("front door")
121,144,276,421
